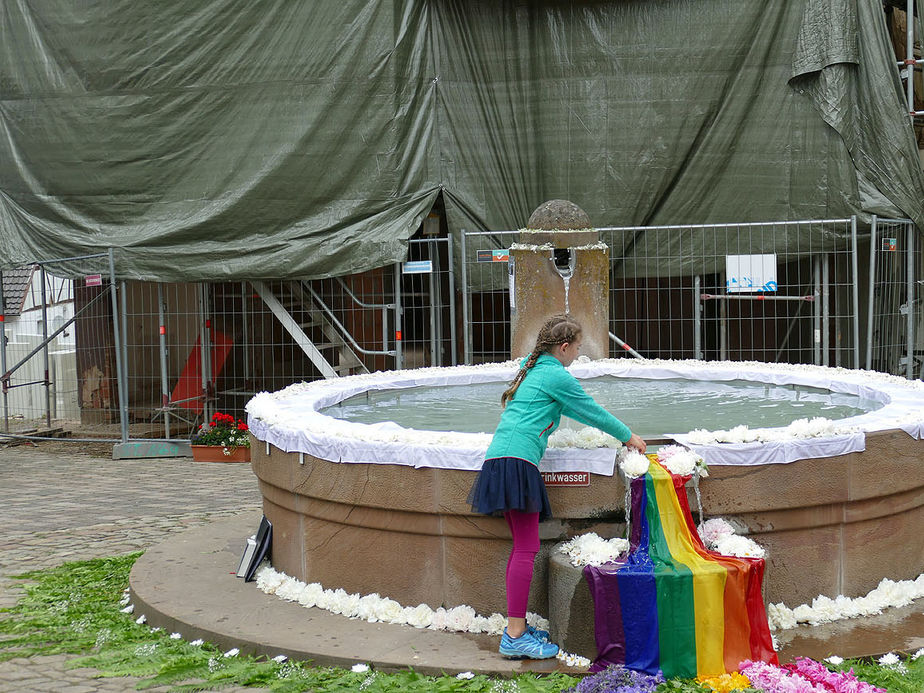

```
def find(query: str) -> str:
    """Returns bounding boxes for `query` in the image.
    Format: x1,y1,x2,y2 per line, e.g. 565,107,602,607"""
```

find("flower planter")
191,445,251,463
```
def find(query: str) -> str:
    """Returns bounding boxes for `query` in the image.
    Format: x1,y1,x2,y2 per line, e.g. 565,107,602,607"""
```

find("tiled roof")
1,266,35,317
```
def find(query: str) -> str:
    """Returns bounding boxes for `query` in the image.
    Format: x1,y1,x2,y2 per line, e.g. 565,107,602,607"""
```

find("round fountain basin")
246,359,924,620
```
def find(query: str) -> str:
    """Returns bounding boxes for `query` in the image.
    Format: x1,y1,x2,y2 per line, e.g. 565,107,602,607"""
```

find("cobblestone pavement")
0,441,267,692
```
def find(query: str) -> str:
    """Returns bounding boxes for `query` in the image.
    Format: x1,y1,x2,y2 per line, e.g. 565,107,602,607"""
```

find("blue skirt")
468,457,552,521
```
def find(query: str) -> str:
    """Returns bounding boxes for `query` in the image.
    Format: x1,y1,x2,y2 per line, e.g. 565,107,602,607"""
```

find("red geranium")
193,412,251,449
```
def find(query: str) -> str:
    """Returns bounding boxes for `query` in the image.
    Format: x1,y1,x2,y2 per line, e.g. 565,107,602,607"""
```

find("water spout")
552,249,576,313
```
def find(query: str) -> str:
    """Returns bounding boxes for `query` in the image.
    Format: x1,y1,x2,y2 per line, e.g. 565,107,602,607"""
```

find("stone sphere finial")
526,199,593,231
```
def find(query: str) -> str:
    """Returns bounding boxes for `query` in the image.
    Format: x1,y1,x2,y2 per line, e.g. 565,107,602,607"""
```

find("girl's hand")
626,433,647,454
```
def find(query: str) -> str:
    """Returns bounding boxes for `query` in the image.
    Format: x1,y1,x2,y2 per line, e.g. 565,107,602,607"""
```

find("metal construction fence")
867,216,921,378
459,217,924,374
2,218,922,452
0,238,456,453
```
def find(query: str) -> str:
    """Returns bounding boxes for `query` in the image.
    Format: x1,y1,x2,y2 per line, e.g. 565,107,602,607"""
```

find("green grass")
0,554,577,691
0,553,921,692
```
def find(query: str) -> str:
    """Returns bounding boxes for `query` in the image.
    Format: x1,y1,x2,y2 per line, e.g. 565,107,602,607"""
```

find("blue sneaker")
527,624,550,642
499,628,559,659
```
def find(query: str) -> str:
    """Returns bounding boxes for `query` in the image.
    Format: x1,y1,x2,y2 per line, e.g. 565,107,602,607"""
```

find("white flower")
351,663,370,673
169,632,182,640
296,582,325,609
190,639,204,646
256,565,285,593
558,532,629,567
911,648,924,660
272,654,288,663
456,671,475,680
355,593,383,622
402,603,433,629
556,650,591,668
446,605,476,632
656,444,703,476
330,589,361,617
713,534,765,558
120,604,135,614
825,655,843,665
429,607,448,631
223,648,239,657
486,612,507,635
878,652,900,667
135,614,146,625
374,598,403,623
620,450,650,478
549,426,621,449
698,518,736,548
276,575,305,602
766,602,797,631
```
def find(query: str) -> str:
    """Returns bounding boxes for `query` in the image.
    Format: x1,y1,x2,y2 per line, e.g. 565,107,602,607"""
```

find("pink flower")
739,660,828,692
786,657,887,693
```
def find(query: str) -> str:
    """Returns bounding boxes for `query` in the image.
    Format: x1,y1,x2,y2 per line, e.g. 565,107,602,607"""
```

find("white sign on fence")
401,260,432,274
725,254,778,293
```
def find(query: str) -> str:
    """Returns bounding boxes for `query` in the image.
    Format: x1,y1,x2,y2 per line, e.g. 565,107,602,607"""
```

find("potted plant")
191,412,251,463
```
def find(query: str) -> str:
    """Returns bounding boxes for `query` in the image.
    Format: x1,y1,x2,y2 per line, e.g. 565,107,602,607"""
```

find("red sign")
85,274,103,287
541,471,590,487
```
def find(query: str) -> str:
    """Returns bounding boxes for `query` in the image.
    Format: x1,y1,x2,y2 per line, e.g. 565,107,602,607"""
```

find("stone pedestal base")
548,547,598,659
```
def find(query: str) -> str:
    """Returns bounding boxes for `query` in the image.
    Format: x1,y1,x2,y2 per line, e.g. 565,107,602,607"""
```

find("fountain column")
510,200,610,359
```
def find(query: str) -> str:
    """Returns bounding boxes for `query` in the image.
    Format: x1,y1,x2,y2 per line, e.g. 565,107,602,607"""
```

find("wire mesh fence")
1,240,457,444
459,219,874,369
867,216,920,377
1,253,117,438
2,220,922,448
599,218,861,367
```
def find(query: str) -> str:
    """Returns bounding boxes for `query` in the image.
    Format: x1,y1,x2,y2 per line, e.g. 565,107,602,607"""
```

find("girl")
468,314,646,659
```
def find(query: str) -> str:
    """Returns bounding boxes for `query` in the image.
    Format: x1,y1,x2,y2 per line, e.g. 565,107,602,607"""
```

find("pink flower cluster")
785,657,887,693
739,660,828,692
739,658,886,693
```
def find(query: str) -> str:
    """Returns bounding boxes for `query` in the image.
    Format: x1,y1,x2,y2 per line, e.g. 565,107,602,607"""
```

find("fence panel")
399,238,456,368
460,230,519,364
600,219,860,366
1,253,116,438
867,217,919,377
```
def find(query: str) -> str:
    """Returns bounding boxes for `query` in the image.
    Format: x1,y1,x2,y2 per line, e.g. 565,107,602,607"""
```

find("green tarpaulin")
1,0,922,280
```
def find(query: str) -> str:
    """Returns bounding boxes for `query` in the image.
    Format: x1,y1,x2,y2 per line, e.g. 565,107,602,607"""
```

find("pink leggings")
504,510,540,618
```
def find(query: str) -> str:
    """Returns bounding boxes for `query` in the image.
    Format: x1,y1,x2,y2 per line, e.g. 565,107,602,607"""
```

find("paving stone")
0,446,268,692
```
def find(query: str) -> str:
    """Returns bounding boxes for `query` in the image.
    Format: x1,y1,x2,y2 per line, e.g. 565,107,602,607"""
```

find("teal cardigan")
484,353,632,467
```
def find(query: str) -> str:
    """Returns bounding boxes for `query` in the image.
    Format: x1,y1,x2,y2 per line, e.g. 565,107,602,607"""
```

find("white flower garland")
254,564,591,669
767,573,924,630
255,564,546,635
686,416,857,445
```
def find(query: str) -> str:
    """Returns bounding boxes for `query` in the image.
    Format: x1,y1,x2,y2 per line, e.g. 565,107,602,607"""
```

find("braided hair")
501,314,582,408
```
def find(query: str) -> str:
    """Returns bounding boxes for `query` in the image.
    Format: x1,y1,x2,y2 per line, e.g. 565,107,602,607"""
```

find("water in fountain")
323,377,881,438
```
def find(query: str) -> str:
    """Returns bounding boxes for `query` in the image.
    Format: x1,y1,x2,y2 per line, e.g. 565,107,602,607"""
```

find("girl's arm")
549,368,632,443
